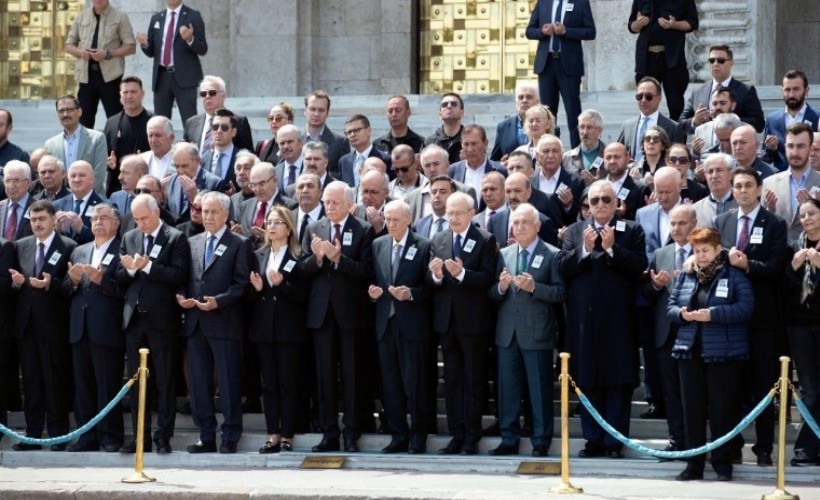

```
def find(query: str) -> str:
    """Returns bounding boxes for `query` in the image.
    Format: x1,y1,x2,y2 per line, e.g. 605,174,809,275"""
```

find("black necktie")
453,233,462,260
300,214,310,240
144,234,155,256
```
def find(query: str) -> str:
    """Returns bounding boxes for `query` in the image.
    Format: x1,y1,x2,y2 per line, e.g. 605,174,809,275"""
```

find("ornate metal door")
0,0,83,99
419,0,536,94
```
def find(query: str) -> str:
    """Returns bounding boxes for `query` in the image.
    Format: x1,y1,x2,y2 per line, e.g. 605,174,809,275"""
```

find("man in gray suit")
43,95,108,195
616,77,684,163
692,153,737,227
488,203,564,457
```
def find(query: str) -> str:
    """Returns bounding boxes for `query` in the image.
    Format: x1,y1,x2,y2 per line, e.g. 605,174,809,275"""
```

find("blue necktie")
634,116,649,164
204,235,216,266
73,198,82,215
550,0,564,53
518,248,529,275
453,233,462,260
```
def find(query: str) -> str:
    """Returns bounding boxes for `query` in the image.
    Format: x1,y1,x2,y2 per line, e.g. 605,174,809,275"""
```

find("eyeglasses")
643,135,662,144
635,93,656,101
267,115,289,124
440,101,460,109
211,123,232,132
190,204,202,213
708,57,729,65
57,107,78,114
589,196,613,205
248,176,275,189
393,164,413,173
265,219,287,227
345,126,366,136
133,188,157,194
668,156,689,164
199,89,222,98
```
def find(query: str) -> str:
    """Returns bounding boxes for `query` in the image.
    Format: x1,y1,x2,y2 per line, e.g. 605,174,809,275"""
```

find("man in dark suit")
526,0,596,147
617,77,685,163
290,141,335,198
198,108,243,191
369,200,432,454
1,160,34,241
642,204,696,454
428,191,497,455
627,0,698,120
491,82,540,161
448,124,508,196
54,161,108,245
602,142,643,221
135,0,207,123
292,172,325,242
0,236,13,435
762,71,820,171
176,191,252,454
489,173,558,247
233,162,296,243
9,200,76,451
302,90,348,178
117,193,191,454
473,172,507,230
274,124,305,194
339,114,392,189
300,181,375,453
164,142,222,222
64,203,125,452
715,166,788,466
679,45,765,134
182,76,253,154
488,203,565,456
556,180,648,458
356,170,392,237
504,152,551,216
530,135,585,227
732,125,778,181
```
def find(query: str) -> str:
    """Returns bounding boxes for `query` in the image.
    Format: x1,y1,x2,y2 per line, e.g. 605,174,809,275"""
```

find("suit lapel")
40,236,64,275
204,231,229,273
379,238,393,284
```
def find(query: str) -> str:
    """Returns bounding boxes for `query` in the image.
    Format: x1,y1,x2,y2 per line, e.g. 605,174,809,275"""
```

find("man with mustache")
762,70,819,171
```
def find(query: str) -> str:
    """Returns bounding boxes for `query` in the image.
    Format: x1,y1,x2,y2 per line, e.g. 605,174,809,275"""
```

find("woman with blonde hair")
515,104,556,164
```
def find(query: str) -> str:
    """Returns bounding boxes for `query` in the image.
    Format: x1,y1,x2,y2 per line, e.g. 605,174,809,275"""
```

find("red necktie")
253,201,267,229
4,202,18,241
162,11,176,67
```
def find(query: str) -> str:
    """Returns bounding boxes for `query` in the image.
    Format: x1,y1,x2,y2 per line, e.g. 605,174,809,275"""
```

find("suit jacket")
714,207,787,329
108,190,133,215
530,167,585,226
487,207,558,247
354,200,393,238
165,168,222,221
299,216,375,330
526,0,596,77
447,159,508,184
747,157,778,181
617,114,685,157
762,168,820,240
562,140,606,175
53,191,108,244
183,113,254,153
274,158,304,194
405,182,478,223
0,197,34,240
248,247,308,343
413,213,437,240
303,127,348,179
237,193,298,236
117,223,190,331
284,173,335,198
182,229,252,339
33,185,71,202
371,231,432,341
200,147,238,191
255,137,279,164
627,0,697,73
43,126,108,194
119,207,177,236
611,175,645,221
679,78,765,133
762,104,820,171
292,205,326,241
428,224,497,336
338,147,392,187
64,238,125,347
141,5,207,90
682,178,709,203
635,202,673,260
12,233,76,340
0,238,15,340
641,242,686,348
491,115,526,161
490,239,565,350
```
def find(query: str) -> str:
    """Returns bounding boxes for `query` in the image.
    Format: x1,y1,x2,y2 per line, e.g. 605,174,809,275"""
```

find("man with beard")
763,71,819,171
691,86,736,156
603,142,643,220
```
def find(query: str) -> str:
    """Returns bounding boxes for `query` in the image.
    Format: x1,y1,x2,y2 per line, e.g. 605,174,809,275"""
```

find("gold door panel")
420,0,537,94
0,0,84,99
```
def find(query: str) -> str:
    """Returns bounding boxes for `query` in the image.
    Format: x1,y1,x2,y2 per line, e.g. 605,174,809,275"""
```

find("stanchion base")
550,482,583,494
762,489,799,500
122,472,156,483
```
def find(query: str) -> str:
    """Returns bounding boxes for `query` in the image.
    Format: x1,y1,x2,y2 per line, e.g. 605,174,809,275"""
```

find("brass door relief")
0,0,83,99
419,0,537,94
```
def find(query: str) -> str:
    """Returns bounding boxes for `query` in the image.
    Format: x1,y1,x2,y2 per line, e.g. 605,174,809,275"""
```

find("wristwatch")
105,50,112,60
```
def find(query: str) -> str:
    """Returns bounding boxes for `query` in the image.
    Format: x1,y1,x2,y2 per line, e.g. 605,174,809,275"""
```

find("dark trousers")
440,329,488,445
71,334,124,447
0,339,10,432
789,325,820,457
378,317,428,443
78,71,122,129
578,384,632,452
657,335,684,445
186,329,243,444
678,357,744,466
312,309,361,441
637,52,689,120
242,331,262,406
125,315,176,443
425,331,441,434
154,69,198,124
538,57,582,148
746,326,778,454
18,328,72,438
256,340,302,439
497,340,553,448
638,307,663,411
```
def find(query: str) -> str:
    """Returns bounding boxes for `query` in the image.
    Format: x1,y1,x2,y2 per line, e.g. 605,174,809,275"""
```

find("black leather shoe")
259,441,281,454
50,443,67,451
119,440,151,454
312,438,340,453
101,443,120,453
481,419,500,436
606,449,624,459
715,470,733,481
461,442,479,455
219,441,238,454
155,439,172,454
437,439,463,455
408,444,426,454
186,441,216,454
488,443,519,456
531,446,548,457
381,439,409,454
713,463,733,481
12,443,42,451
791,451,819,467
67,442,99,452
343,436,359,453
756,451,773,466
675,466,704,481
578,446,604,458
640,404,666,419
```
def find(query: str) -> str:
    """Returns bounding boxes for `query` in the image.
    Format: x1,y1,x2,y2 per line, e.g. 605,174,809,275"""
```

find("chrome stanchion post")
762,356,798,500
550,352,582,494
123,348,156,483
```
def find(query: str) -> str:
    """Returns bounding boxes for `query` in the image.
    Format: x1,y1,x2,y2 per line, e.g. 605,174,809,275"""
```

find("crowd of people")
0,0,818,486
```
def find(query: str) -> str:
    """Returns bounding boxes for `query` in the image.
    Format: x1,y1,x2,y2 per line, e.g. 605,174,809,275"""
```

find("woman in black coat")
249,205,308,453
